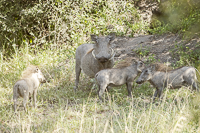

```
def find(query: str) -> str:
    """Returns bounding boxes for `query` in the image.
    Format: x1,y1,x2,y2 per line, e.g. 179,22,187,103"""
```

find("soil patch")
112,34,200,66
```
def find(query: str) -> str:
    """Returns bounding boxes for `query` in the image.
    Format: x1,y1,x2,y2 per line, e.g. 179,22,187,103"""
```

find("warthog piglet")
13,65,46,112
95,57,145,101
136,63,199,101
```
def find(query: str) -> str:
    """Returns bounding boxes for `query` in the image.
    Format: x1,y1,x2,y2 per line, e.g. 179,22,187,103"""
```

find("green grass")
0,45,200,132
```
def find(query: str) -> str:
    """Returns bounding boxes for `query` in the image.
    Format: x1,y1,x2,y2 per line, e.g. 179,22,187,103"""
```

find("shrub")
0,0,148,56
150,0,200,37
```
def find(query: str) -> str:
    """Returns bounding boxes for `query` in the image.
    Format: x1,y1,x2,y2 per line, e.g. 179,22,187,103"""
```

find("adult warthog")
74,34,115,91
95,57,145,101
13,65,46,112
136,63,199,101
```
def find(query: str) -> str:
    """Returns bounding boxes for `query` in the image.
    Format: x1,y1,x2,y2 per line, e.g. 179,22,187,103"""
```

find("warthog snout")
39,76,46,83
136,79,143,84
39,74,46,83
41,79,47,83
92,48,114,63
97,56,109,63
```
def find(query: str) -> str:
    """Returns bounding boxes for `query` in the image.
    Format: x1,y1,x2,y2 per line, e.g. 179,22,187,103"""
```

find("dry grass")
0,45,199,132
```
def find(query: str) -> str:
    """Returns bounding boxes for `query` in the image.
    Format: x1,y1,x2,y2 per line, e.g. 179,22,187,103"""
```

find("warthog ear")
107,33,115,42
91,34,98,42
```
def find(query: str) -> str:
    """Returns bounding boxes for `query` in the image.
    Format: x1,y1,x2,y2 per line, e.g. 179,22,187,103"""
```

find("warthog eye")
145,70,148,73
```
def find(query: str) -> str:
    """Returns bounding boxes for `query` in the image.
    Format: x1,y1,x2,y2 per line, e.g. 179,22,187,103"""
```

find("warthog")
136,63,199,101
13,65,46,112
95,57,145,101
74,33,115,91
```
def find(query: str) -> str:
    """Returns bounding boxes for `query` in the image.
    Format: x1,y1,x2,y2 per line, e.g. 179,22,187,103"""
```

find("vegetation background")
0,0,200,132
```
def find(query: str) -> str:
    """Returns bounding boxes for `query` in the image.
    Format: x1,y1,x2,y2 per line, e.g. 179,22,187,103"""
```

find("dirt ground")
110,0,200,66
112,34,200,66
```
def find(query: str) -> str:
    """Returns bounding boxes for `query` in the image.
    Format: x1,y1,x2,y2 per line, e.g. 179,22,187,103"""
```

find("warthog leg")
157,88,163,98
191,82,199,92
98,84,107,101
33,90,37,108
188,80,199,92
13,93,19,112
23,94,29,112
193,82,199,92
126,82,133,97
153,88,163,102
153,89,158,102
13,97,18,112
74,64,81,91
29,96,32,106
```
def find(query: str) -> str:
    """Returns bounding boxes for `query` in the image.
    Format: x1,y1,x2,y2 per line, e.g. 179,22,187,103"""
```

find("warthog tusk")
92,48,115,61
109,48,115,60
92,50,97,60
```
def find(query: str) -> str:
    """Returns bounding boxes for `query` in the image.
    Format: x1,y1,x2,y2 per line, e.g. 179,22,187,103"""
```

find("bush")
0,0,148,56
150,0,200,37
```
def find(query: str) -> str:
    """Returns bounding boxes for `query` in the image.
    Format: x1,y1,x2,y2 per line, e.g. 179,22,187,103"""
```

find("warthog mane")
22,65,38,78
115,57,141,68
149,63,173,72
